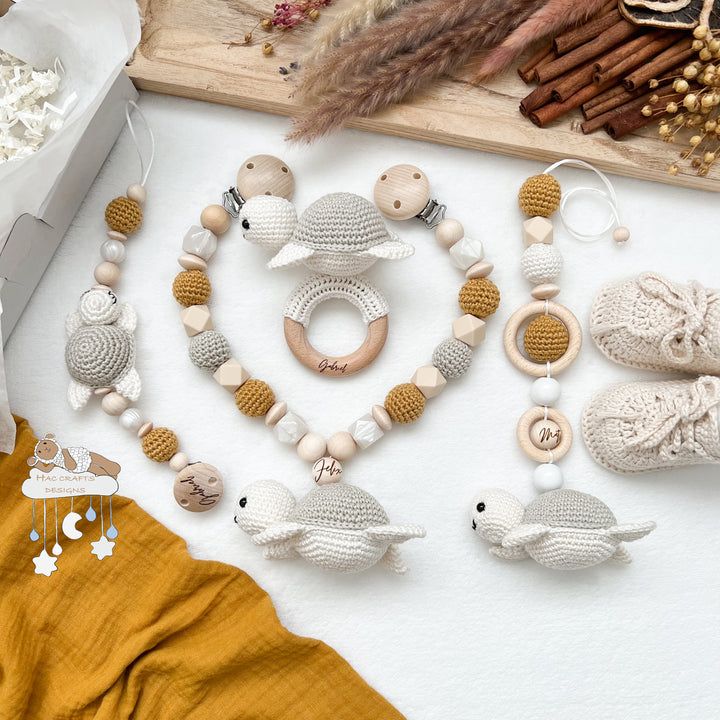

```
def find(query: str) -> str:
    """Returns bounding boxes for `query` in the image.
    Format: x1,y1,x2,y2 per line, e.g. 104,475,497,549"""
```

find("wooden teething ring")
516,406,573,463
503,300,582,377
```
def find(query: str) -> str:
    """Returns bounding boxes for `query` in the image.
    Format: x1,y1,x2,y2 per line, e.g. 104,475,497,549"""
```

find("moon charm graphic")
62,511,83,540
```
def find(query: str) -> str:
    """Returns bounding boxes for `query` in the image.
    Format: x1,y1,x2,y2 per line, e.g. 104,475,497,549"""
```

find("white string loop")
125,100,155,187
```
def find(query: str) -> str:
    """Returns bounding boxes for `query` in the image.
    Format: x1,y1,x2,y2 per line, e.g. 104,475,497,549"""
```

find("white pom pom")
521,244,563,285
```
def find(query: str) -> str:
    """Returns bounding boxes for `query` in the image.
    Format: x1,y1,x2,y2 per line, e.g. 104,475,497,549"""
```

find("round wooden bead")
101,392,129,416
236,155,294,200
94,262,120,287
371,404,392,432
94,387,113,396
119,408,142,432
173,462,223,512
613,226,630,244
465,261,493,279
373,164,430,220
100,239,126,264
434,218,464,249
531,283,560,300
137,421,153,438
178,254,208,272
327,431,357,461
169,452,189,472
200,204,231,236
107,230,127,242
312,457,343,485
265,401,288,427
530,419,562,451
297,432,327,462
126,184,147,205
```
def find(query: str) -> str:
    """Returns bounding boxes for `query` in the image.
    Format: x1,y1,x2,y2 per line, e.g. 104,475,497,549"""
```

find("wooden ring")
503,300,582,377
517,406,573,463
284,316,388,377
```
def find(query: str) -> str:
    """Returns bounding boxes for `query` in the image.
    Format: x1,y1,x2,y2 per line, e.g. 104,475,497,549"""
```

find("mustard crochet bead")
235,379,275,417
458,278,500,319
142,427,178,463
518,174,561,218
105,196,143,234
173,270,212,307
524,314,569,363
384,383,426,424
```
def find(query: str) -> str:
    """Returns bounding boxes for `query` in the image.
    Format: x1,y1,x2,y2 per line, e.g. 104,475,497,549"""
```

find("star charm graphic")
32,549,58,576
90,535,115,560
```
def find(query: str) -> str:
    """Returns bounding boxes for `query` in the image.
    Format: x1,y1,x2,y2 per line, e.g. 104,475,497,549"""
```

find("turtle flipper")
611,545,632,564
263,540,299,560
364,524,426,544
116,303,137,334
490,545,529,561
68,380,92,410
66,311,83,338
381,544,408,574
115,367,141,402
502,523,549,548
251,522,303,546
607,521,656,542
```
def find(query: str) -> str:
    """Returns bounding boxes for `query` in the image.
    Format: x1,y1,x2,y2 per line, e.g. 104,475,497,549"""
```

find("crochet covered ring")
283,275,389,377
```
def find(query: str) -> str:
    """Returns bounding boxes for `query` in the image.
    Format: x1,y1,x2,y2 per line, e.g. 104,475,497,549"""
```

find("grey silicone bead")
189,330,231,371
432,338,473,379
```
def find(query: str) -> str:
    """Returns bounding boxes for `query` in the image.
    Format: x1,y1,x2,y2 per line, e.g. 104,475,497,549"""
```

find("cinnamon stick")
552,61,595,103
529,80,616,128
536,20,637,84
583,84,627,113
594,33,677,84
554,10,621,55
581,92,654,134
518,43,554,83
520,82,556,115
623,38,693,90
605,92,683,139
583,87,646,119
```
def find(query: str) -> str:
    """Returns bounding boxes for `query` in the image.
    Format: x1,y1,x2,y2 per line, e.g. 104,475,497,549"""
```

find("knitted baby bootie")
582,376,720,474
590,272,720,375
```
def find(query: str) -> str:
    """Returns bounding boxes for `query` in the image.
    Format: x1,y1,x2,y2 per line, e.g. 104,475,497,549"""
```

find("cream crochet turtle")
239,192,413,276
471,488,655,570
65,288,140,410
234,480,425,573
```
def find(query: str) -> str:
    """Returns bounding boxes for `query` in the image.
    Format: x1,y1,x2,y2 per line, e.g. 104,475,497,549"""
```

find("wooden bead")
101,392,129,416
411,366,447,399
137,422,153,438
178,254,208,271
94,262,120,287
169,452,189,472
523,216,553,246
373,164,430,220
181,304,213,337
465,261,493,279
312,457,343,485
107,230,127,242
371,404,392,432
126,184,147,205
265,401,288,427
94,387,113,396
173,462,223,512
531,283,560,300
434,218,464,249
213,358,249,392
613,226,630,244
453,314,486,347
530,419,562,451
297,432,327,462
236,155,294,199
200,204,231,235
327,431,357,461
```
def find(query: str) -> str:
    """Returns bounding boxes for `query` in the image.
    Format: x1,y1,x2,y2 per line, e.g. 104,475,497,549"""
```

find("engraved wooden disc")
173,462,223,512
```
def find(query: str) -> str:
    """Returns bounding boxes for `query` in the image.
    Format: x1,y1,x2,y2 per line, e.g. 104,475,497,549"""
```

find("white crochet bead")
275,411,308,445
348,414,384,449
531,377,561,406
449,237,484,270
100,239,126,264
119,408,142,432
182,225,217,261
533,463,564,492
521,243,563,285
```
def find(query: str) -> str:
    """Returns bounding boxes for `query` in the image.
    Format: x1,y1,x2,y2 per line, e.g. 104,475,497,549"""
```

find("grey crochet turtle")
234,479,425,573
470,488,655,570
65,288,140,410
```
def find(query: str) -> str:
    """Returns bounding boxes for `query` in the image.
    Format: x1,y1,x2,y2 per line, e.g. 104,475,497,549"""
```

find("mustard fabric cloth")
0,418,405,720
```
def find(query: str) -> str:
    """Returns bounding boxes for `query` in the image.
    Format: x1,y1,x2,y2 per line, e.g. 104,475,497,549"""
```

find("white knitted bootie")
583,376,720,474
590,273,720,375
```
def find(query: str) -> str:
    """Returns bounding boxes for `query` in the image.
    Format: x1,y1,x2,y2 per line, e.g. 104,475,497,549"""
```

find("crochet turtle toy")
470,488,656,570
65,288,140,410
234,480,425,573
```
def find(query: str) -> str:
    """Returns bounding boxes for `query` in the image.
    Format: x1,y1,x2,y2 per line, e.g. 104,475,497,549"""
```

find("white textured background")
6,93,720,720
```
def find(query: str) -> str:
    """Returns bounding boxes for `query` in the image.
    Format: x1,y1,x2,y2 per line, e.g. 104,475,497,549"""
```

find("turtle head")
234,479,296,536
78,288,120,325
470,489,525,544
238,195,297,250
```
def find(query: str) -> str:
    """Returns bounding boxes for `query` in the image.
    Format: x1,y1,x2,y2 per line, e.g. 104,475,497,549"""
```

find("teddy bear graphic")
28,434,120,480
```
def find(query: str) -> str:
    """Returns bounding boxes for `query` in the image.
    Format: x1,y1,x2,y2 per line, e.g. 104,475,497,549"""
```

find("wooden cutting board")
128,0,719,192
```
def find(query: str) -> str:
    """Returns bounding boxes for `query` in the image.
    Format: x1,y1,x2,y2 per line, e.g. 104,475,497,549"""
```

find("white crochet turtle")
234,480,425,573
65,288,140,410
470,488,656,570
238,192,413,276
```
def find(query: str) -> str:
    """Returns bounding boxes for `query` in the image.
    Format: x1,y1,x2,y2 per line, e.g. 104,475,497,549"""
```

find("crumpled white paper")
0,0,141,454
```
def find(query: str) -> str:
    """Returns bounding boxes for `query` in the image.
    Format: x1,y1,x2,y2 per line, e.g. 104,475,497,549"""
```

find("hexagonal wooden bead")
449,237,484,270
411,366,447,399
452,314,486,347
180,304,213,337
212,359,250,392
523,216,554,246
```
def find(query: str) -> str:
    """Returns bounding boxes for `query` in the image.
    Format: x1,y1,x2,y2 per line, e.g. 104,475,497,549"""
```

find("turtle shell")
291,483,389,530
292,193,395,254
524,489,617,530
65,325,134,387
